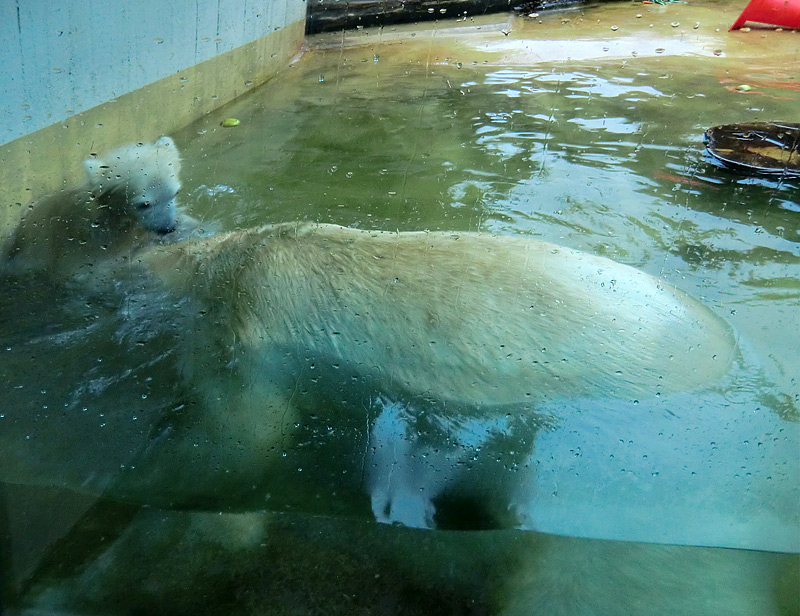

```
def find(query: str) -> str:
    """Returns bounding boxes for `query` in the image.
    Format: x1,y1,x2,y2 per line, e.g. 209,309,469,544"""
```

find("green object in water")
221,118,241,127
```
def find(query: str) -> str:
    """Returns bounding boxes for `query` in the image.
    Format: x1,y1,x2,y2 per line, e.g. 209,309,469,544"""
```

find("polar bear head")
84,136,182,234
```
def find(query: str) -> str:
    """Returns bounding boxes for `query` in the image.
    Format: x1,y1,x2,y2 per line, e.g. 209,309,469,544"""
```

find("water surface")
4,3,799,614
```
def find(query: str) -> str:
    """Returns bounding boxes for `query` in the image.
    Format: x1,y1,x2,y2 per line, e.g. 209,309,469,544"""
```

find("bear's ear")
83,157,114,195
83,158,105,183
155,135,181,171
155,136,177,151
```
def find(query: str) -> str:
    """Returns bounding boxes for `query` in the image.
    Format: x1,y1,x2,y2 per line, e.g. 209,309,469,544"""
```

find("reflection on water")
3,5,799,615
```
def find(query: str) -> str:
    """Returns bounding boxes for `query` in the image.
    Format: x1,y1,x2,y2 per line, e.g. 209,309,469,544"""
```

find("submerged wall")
0,0,306,233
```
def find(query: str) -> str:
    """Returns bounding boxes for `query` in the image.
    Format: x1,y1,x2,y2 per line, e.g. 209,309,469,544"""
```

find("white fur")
3,136,192,279
124,222,737,523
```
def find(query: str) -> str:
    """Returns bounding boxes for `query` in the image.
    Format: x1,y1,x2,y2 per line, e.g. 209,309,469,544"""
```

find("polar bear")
107,222,737,527
3,136,196,279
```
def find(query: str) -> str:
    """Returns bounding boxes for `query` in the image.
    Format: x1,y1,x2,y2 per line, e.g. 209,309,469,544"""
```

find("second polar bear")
4,136,195,279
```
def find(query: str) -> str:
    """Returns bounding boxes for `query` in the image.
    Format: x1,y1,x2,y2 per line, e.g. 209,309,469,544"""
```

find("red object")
729,0,800,30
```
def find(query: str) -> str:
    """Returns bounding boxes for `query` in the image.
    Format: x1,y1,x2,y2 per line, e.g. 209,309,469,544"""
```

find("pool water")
171,0,799,548
2,3,799,614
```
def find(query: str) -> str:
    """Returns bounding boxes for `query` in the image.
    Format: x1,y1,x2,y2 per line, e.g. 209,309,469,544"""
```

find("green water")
171,26,796,614
3,9,800,615
178,34,800,408
170,23,800,541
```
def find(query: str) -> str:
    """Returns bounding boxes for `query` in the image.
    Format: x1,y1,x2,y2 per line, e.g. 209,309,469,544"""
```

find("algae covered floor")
3,1,799,614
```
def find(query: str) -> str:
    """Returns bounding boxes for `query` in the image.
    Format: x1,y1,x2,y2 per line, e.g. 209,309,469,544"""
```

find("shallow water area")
171,0,800,545
2,1,800,614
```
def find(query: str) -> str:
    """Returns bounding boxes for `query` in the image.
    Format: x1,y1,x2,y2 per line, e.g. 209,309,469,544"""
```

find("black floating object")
704,122,800,179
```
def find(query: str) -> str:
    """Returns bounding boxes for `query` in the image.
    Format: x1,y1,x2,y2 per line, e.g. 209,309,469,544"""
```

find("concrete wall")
0,0,307,233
